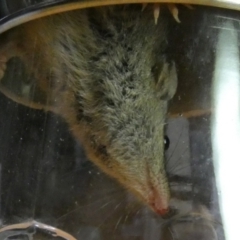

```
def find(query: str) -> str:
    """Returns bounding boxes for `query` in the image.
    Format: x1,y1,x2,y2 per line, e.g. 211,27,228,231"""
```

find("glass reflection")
212,20,240,240
0,3,239,240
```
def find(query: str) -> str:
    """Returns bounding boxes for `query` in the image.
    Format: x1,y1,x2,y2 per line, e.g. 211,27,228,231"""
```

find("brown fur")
0,5,177,215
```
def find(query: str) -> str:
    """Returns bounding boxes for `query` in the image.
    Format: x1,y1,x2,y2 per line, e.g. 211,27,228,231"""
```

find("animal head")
0,5,178,215
55,6,178,215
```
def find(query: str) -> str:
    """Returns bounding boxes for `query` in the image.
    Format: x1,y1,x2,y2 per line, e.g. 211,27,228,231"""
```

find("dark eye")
164,136,170,150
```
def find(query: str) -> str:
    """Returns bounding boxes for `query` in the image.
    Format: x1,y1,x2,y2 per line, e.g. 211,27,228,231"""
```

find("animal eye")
164,136,170,150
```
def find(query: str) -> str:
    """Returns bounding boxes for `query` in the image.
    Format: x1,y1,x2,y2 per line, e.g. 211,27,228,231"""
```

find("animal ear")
156,61,178,101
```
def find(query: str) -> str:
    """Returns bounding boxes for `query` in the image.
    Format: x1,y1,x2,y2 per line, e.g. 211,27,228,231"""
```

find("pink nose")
148,189,170,217
154,206,170,216
150,202,169,216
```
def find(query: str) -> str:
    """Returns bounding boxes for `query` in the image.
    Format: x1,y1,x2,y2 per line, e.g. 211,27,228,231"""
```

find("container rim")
0,0,240,34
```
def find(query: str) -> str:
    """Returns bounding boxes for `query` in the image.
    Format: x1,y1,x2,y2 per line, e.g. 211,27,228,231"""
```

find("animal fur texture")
0,4,178,215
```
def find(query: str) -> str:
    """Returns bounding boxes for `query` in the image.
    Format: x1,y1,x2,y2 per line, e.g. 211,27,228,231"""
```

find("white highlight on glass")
212,21,240,240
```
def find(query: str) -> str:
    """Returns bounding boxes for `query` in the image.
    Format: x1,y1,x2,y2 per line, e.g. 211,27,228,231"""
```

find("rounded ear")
157,61,178,101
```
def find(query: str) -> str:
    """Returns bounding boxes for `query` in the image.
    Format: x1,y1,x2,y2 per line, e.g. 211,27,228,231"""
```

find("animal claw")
141,3,148,12
168,4,181,23
184,4,194,10
141,3,193,24
153,4,160,25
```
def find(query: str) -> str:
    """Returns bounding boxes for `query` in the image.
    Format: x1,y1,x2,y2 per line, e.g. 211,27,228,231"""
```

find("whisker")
115,215,123,230
166,142,190,171
166,123,186,165
56,191,124,221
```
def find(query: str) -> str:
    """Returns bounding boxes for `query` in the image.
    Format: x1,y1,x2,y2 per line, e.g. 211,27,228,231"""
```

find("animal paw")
0,55,7,80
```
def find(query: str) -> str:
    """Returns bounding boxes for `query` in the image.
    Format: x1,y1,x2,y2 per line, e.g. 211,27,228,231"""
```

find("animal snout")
147,188,175,217
150,201,177,218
